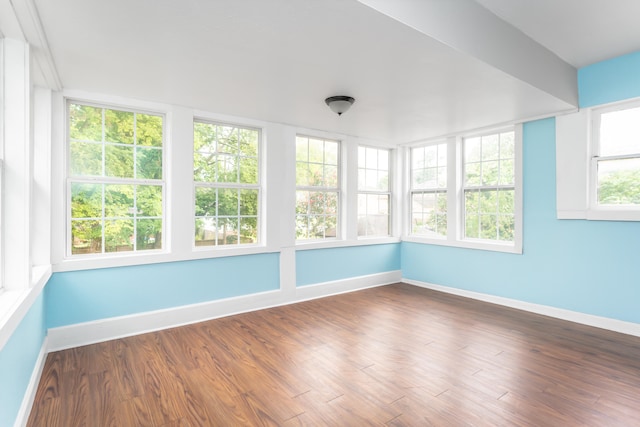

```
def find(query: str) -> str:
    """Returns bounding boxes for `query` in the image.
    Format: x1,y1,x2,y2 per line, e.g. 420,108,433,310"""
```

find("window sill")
0,265,51,351
55,245,278,272
587,209,640,221
295,237,401,251
402,235,522,254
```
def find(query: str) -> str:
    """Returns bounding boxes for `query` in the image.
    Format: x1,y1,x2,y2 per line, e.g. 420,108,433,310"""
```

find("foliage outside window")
463,130,515,242
296,136,339,240
410,143,447,237
358,146,390,237
194,121,259,247
68,102,164,255
592,102,640,207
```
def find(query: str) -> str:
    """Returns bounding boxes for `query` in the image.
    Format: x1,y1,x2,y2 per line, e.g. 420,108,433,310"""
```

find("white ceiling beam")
0,0,61,90
357,0,578,106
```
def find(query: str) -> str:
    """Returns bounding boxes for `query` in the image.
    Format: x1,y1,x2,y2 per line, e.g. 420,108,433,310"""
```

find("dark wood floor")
28,283,640,426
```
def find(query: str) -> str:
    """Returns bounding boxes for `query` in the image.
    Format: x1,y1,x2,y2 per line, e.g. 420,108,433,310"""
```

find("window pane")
411,191,446,237
105,109,134,144
498,189,514,214
296,137,308,162
481,160,499,186
309,138,324,163
464,162,481,186
296,162,311,186
104,219,134,252
296,191,310,215
217,125,238,155
600,107,640,156
194,152,216,182
239,157,258,184
137,147,162,179
105,144,134,178
136,114,163,147
69,104,102,141
357,194,389,237
70,141,102,176
480,214,497,240
137,185,163,217
194,122,216,153
218,218,239,245
239,128,259,156
324,165,338,188
216,154,237,183
195,218,217,246
482,134,500,161
240,189,259,216
71,220,102,254
137,218,162,250
597,158,640,205
104,184,134,217
325,141,339,165
240,217,258,244
71,183,102,218
498,215,515,242
218,188,238,216
465,137,481,163
195,187,217,216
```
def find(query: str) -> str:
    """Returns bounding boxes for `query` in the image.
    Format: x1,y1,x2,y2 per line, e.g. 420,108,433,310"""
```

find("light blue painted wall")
46,253,280,328
0,293,46,427
578,50,640,107
296,243,400,286
403,118,640,323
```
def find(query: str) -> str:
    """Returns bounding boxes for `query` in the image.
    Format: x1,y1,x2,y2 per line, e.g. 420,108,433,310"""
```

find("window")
358,146,390,237
591,101,640,208
295,135,340,241
68,102,164,255
463,130,515,242
408,126,521,253
410,143,447,237
194,121,260,246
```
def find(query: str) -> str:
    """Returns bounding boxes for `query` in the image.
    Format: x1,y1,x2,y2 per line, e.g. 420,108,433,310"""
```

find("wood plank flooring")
27,283,640,426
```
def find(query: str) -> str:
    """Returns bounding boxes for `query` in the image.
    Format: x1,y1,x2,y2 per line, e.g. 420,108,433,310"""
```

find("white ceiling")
24,0,640,144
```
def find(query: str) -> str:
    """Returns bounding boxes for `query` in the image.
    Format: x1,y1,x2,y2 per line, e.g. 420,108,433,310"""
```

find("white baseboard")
403,278,640,338
14,336,48,427
296,270,401,301
48,270,401,351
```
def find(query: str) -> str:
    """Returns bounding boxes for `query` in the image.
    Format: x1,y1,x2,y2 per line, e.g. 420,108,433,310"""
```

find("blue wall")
46,253,280,328
578,50,640,107
0,293,46,427
296,243,400,286
403,118,640,323
405,50,640,324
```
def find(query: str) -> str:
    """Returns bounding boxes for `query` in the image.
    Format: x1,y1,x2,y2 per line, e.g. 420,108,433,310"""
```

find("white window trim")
587,98,640,221
403,125,523,254
192,118,263,251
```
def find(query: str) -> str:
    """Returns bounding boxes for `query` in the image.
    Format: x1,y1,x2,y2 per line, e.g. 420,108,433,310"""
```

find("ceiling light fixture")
325,96,355,116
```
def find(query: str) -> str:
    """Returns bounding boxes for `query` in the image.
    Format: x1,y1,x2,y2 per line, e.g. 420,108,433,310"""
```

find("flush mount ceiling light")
325,96,355,116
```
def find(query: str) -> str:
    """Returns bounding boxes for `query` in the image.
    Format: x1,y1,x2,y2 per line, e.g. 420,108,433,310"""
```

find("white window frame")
193,119,262,249
295,134,341,243
357,145,391,238
409,141,448,239
588,99,640,221
404,125,523,254
65,99,167,258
